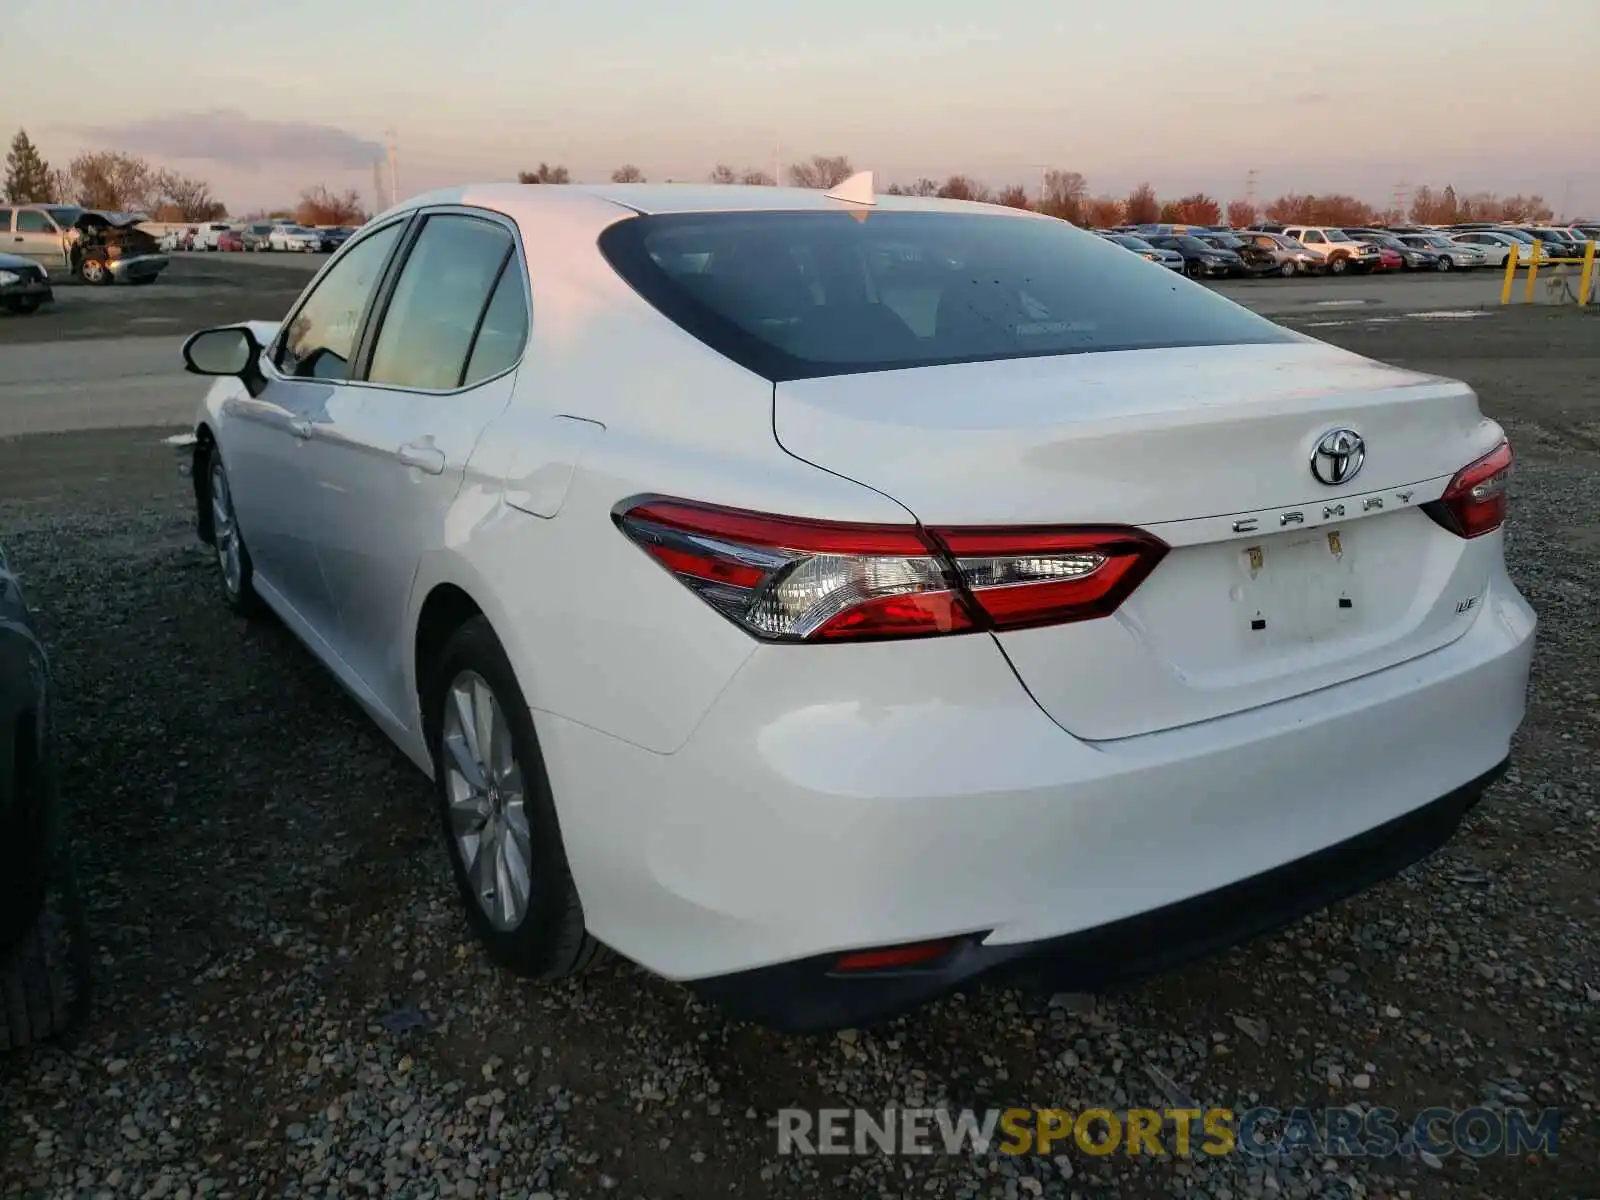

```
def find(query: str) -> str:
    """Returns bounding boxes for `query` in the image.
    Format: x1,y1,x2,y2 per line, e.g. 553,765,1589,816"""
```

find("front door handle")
397,442,446,475
289,418,313,440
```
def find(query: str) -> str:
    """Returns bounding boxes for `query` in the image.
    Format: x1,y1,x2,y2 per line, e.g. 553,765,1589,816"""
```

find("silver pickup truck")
0,203,170,285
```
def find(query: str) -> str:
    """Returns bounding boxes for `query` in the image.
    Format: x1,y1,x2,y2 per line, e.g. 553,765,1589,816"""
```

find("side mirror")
182,326,266,396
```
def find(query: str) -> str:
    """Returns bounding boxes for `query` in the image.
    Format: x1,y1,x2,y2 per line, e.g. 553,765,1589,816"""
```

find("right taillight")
1424,440,1513,539
612,497,1168,643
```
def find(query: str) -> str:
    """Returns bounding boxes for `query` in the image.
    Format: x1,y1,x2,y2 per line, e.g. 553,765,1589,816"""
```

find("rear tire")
427,617,603,981
2,296,42,314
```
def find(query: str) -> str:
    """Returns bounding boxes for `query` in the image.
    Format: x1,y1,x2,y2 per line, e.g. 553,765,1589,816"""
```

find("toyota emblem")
1310,428,1365,486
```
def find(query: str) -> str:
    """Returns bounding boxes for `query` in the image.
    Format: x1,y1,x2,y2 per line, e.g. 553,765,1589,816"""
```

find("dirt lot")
0,310,1596,1199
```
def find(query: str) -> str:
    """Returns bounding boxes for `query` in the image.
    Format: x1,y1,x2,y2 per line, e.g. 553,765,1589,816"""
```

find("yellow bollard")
1500,243,1519,304
1580,239,1596,308
1524,241,1541,303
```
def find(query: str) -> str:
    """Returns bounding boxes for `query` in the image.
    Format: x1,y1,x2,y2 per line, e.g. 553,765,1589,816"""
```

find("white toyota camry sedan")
176,179,1535,1032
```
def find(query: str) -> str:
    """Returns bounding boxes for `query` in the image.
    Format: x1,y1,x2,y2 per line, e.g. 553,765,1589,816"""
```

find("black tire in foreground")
1,883,88,1051
427,616,605,981
2,296,44,315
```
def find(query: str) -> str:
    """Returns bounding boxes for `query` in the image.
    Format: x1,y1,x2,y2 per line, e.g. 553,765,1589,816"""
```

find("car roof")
389,181,1047,221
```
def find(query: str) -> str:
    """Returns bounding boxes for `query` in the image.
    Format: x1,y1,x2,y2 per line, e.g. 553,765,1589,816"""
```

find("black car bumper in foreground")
691,759,1509,1033
0,264,53,313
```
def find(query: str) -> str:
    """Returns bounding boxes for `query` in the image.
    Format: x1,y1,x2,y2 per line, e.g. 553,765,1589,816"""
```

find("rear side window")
16,210,55,233
598,211,1293,382
367,214,515,390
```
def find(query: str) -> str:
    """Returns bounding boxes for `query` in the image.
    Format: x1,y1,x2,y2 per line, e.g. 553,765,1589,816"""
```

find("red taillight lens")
613,498,1168,643
930,526,1170,631
832,938,964,973
1424,440,1513,539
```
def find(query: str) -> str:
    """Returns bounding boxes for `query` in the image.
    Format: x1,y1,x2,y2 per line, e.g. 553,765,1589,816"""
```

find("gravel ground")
1,311,1596,1199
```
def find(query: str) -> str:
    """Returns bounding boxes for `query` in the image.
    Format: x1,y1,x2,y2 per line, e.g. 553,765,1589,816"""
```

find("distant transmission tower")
1245,168,1259,210
385,131,400,205
1391,181,1410,222
372,159,387,211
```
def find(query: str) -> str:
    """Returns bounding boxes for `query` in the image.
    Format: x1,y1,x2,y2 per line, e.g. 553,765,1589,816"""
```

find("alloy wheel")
442,671,532,932
209,458,243,596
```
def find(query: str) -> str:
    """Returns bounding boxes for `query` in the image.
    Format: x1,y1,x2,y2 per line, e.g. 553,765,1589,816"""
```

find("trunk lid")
774,341,1507,740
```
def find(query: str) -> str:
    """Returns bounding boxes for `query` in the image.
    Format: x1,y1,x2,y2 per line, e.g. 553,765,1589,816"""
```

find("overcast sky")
8,0,1599,216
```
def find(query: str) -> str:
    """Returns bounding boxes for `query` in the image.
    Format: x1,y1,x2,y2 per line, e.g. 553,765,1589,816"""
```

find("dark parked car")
1344,231,1440,271
0,251,52,314
1,542,85,1050
1100,233,1185,272
1145,234,1244,278
317,226,357,253
1194,233,1278,275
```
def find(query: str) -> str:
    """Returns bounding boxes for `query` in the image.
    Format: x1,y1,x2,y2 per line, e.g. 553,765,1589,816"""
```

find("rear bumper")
535,569,1534,1025
692,758,1507,1032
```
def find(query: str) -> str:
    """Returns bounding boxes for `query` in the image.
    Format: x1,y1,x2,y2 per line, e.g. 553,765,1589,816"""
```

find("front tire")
1328,253,1349,275
2,296,43,314
79,257,112,285
205,447,262,616
1437,256,1454,272
1280,261,1297,277
428,617,602,980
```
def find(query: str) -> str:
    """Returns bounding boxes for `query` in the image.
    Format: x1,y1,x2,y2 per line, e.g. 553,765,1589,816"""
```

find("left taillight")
1424,440,1513,539
613,497,1168,643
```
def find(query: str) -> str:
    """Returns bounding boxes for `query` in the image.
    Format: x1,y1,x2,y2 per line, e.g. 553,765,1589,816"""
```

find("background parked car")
241,222,277,251
1144,233,1243,278
0,251,52,314
1447,231,1527,267
1344,231,1438,271
1235,231,1324,276
192,222,234,251
0,204,170,285
1193,232,1278,276
217,229,245,252
1276,226,1382,274
266,225,323,253
316,226,357,253
1099,233,1185,272
1391,233,1484,270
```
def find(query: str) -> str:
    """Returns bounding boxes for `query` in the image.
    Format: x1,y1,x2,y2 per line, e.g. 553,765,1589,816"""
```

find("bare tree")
517,163,570,184
611,164,645,183
68,150,158,211
1225,199,1258,228
1124,182,1160,225
708,164,737,184
1038,170,1087,223
886,178,940,197
296,185,364,226
739,168,775,186
787,155,853,189
936,175,988,202
995,185,1032,210
156,170,227,221
1085,196,1124,227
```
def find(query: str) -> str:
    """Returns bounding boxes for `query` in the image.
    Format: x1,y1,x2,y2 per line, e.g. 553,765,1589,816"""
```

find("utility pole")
1245,168,1259,210
385,130,399,205
1391,181,1409,223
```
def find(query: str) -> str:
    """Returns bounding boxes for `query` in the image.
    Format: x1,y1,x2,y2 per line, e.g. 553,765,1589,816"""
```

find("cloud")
1290,91,1332,106
76,109,384,169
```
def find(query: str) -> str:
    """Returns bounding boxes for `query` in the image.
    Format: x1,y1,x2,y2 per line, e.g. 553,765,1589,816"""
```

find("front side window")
0,208,12,232
275,220,404,380
15,210,56,234
367,214,516,390
1302,231,1325,244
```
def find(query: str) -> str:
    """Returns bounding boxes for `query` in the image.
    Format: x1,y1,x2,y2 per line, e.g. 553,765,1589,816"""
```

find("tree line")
4,129,368,227
523,153,1557,226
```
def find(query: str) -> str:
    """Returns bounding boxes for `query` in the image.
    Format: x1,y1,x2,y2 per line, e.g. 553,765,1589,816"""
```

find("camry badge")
1310,428,1366,486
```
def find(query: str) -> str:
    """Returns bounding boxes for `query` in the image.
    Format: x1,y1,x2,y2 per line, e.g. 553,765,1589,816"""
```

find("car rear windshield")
597,210,1294,382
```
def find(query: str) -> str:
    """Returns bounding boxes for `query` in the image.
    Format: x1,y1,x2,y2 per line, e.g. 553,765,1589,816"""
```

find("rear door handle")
289,418,313,440
397,442,446,475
